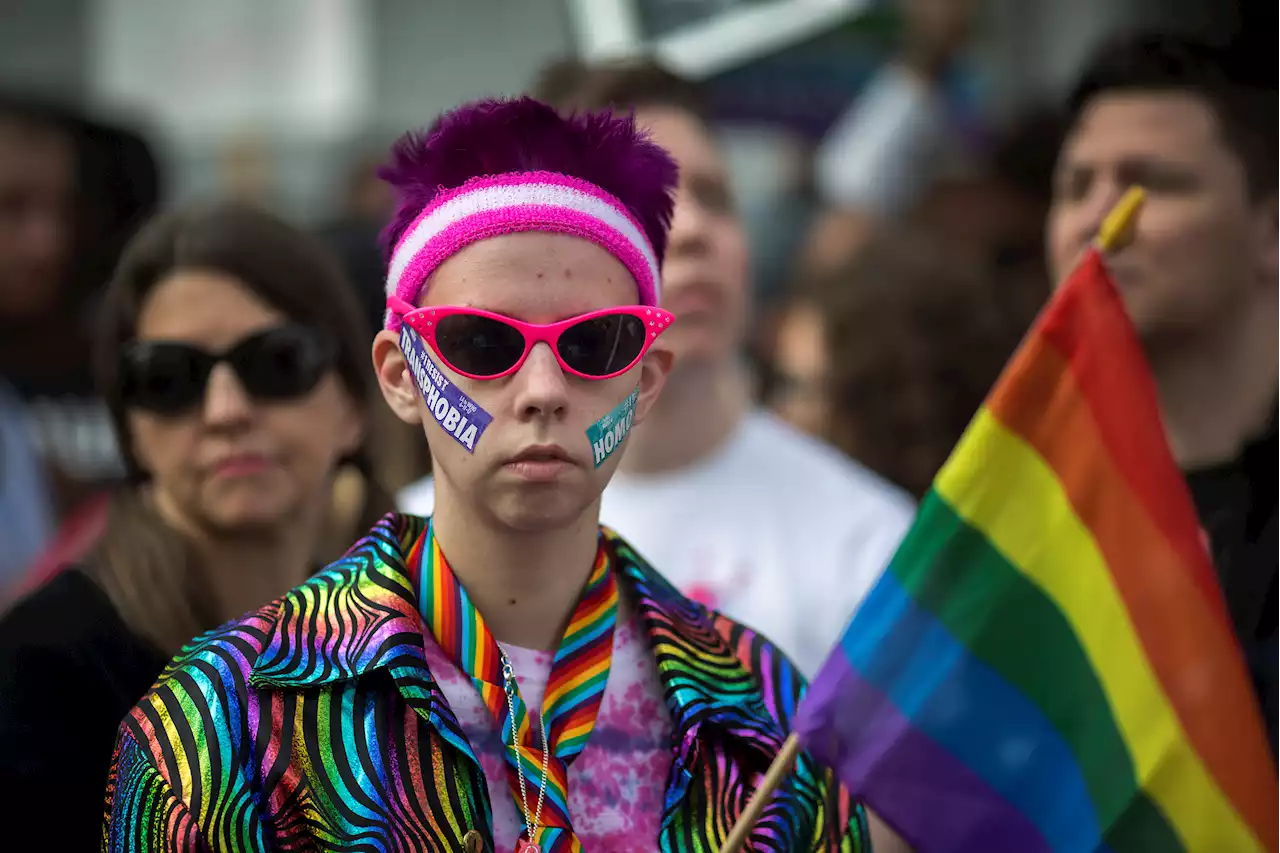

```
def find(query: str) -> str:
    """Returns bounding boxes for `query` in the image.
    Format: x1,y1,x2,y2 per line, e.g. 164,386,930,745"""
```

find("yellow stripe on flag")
936,408,1264,851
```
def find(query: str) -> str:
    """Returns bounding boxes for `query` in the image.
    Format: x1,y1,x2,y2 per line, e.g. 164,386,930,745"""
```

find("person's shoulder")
711,607,809,712
0,569,143,751
110,600,285,839
740,410,915,516
0,567,121,659
706,603,880,849
615,533,875,848
152,597,287,692
609,531,809,716
145,528,392,697
122,599,284,770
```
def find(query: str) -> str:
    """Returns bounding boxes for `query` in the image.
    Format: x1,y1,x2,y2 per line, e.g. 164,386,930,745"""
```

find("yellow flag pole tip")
1098,187,1145,253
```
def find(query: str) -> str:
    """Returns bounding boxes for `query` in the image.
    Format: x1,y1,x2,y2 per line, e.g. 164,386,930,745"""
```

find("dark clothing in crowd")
0,568,166,846
0,97,161,516
1186,414,1278,757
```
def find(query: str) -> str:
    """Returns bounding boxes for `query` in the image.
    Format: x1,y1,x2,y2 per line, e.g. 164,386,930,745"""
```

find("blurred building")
0,0,1247,224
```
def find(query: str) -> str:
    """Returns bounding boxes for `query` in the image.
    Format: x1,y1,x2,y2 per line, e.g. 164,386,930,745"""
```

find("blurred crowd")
0,0,1274,845
0,0,1060,601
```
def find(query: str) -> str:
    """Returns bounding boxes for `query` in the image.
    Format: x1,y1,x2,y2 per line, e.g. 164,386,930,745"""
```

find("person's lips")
210,453,274,478
503,444,576,482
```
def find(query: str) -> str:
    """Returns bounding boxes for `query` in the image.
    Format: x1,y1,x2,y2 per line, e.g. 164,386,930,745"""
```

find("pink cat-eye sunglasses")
388,295,674,381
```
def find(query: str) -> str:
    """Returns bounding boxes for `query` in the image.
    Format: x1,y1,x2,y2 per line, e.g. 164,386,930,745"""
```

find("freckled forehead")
422,231,638,319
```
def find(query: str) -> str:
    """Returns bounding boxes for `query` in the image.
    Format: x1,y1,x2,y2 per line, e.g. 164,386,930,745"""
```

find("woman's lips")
211,454,274,478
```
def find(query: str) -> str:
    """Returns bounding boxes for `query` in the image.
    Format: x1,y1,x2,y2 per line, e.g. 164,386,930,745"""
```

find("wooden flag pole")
1098,187,1144,253
718,734,802,853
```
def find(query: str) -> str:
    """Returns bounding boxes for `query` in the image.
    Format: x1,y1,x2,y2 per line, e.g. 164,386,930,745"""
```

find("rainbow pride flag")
793,192,1278,853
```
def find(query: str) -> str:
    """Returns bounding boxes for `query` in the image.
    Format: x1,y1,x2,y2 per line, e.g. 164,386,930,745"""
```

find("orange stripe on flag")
989,266,1277,847
1039,250,1227,616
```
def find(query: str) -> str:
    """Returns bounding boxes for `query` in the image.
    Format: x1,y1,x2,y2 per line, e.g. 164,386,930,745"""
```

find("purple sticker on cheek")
399,325,492,453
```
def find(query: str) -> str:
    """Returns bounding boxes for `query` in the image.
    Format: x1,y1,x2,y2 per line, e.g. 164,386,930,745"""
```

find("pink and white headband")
384,171,661,330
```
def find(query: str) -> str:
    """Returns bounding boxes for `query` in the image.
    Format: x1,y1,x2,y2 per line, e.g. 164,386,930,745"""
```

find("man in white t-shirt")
400,61,914,675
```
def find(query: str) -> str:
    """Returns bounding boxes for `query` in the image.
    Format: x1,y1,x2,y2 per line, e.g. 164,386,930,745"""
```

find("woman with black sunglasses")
0,202,393,848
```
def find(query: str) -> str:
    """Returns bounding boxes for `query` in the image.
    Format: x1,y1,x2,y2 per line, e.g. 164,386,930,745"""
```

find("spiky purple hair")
378,96,678,267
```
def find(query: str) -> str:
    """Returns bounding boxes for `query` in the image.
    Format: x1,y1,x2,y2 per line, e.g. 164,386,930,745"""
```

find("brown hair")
88,201,394,655
795,229,1037,498
531,57,709,120
1069,32,1276,201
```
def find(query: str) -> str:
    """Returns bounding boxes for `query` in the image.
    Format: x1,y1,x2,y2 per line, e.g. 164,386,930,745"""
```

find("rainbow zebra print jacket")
103,514,871,852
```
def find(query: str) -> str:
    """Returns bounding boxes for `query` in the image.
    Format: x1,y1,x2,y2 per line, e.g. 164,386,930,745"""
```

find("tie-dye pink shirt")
423,611,672,851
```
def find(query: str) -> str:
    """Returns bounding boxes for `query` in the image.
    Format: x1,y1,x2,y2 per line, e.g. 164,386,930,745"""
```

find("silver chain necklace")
501,650,550,852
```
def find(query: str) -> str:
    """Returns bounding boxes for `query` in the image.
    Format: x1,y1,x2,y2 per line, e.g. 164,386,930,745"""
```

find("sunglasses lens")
557,314,647,377
231,326,334,400
119,344,212,414
435,314,526,377
120,327,333,414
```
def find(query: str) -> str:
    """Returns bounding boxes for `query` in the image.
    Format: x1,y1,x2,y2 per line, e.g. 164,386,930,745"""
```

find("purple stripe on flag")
795,652,1051,853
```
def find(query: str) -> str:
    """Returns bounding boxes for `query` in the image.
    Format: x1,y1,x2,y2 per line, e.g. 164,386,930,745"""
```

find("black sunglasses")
119,325,337,415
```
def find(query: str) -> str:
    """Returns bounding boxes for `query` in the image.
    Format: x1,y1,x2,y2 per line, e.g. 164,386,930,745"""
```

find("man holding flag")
725,30,1276,853
786,182,1275,851
1047,33,1277,754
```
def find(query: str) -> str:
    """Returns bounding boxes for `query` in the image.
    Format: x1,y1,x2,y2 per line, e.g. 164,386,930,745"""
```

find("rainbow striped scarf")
411,522,618,853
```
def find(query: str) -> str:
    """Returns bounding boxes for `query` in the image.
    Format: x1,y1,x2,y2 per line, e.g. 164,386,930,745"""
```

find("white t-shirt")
399,410,915,675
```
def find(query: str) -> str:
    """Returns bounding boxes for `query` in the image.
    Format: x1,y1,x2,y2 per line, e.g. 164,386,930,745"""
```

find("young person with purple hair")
401,60,917,682
103,98,907,852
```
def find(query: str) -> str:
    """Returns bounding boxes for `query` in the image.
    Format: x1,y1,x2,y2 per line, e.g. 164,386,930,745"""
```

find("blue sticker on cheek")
586,387,639,468
399,325,493,453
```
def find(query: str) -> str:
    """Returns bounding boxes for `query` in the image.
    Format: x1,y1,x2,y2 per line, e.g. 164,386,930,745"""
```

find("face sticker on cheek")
586,387,639,468
399,325,493,453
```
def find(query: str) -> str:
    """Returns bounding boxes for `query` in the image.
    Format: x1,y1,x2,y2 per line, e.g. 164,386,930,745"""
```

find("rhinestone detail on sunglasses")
382,171,662,331
388,295,673,381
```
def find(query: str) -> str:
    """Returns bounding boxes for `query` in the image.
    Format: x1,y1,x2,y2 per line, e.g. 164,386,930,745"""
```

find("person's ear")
372,329,422,425
632,344,673,425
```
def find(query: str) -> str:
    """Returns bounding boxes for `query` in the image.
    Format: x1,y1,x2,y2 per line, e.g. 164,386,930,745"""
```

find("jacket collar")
249,513,788,757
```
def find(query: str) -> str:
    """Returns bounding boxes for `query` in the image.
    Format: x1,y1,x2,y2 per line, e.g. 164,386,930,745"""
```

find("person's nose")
508,343,570,422
665,190,714,262
201,362,255,429
1073,177,1127,252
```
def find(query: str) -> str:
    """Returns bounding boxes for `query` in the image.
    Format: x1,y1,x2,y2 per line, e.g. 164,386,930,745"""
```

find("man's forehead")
1064,91,1221,158
0,117,75,183
0,116,72,151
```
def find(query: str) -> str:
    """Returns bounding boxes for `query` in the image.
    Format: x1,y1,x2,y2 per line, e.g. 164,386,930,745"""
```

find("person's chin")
201,485,294,531
1110,285,1160,335
489,488,595,533
204,503,290,534
1129,303,1194,350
